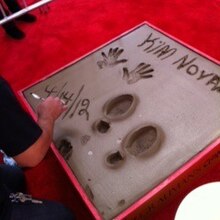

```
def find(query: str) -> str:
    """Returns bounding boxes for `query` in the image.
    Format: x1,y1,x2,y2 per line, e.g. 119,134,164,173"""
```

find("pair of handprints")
97,47,154,84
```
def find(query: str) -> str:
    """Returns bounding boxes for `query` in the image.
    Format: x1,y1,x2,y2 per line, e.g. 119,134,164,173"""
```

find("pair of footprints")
58,94,162,165
93,94,162,169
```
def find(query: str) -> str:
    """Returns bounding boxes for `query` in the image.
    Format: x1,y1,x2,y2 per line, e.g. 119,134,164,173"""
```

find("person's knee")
10,199,76,220
43,200,75,220
61,207,75,220
0,165,26,192
54,204,75,220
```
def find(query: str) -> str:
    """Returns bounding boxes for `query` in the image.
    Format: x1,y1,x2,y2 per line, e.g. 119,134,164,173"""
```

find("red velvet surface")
0,1,219,219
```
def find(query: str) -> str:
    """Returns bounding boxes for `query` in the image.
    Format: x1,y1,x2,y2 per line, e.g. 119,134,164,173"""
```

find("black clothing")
0,0,36,40
0,165,74,220
0,76,74,220
0,76,42,219
0,77,42,157
0,165,26,219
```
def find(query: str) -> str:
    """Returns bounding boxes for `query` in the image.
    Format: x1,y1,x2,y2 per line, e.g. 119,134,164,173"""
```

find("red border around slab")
19,21,220,220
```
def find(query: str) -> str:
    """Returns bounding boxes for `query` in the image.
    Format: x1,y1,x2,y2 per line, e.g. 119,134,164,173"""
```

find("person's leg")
0,164,26,192
0,165,26,219
0,9,25,39
3,0,36,23
10,200,75,220
2,0,20,13
0,165,75,219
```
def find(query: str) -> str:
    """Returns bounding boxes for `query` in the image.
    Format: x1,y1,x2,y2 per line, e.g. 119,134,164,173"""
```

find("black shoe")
17,13,37,23
3,21,25,40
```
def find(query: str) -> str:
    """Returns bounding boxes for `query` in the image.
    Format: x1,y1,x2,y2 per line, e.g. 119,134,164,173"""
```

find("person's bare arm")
13,97,67,167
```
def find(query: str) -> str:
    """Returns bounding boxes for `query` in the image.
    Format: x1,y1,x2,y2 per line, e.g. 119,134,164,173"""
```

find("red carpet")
0,0,219,219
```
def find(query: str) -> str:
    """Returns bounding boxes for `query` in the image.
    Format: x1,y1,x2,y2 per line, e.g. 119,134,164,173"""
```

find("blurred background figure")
0,0,36,39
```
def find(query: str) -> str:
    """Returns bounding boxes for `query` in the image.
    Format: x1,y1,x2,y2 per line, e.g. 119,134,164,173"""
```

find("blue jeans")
0,165,75,220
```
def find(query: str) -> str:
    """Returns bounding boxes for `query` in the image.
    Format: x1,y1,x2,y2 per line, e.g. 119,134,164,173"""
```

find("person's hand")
37,96,67,121
14,97,67,167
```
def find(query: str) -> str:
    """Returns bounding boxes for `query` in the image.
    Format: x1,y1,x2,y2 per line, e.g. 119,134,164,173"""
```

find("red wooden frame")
19,21,220,220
